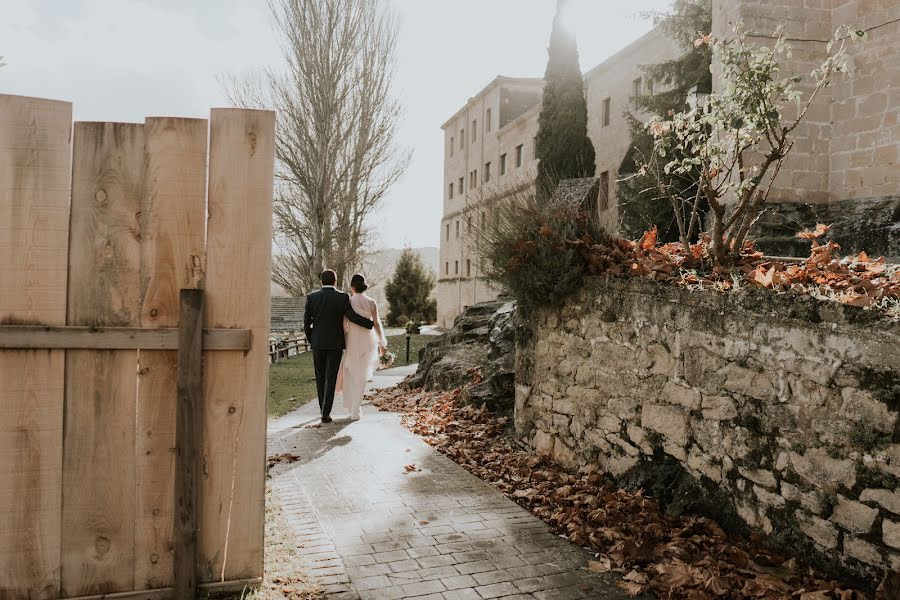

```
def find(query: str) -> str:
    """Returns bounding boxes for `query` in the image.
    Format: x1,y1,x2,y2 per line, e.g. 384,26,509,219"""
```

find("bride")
336,273,387,420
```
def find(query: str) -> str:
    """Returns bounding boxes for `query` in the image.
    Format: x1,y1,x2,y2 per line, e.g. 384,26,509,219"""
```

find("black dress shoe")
321,416,333,423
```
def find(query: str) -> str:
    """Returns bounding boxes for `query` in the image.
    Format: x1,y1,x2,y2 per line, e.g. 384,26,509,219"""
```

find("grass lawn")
267,332,436,417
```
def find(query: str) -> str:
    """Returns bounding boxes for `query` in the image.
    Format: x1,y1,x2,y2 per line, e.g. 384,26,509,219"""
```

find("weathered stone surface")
518,275,900,582
830,496,878,534
883,520,900,550
662,381,701,410
843,536,884,567
860,488,900,516
641,404,690,447
411,299,516,411
797,511,839,550
790,449,857,491
740,468,778,489
533,430,554,456
701,395,738,421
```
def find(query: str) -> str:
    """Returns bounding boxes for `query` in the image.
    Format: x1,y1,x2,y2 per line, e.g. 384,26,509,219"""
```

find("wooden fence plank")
0,326,250,351
60,121,144,596
173,289,203,600
200,108,274,581
0,94,73,599
136,117,207,590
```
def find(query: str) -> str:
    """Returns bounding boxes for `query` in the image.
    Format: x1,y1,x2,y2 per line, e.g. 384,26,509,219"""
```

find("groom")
303,269,374,423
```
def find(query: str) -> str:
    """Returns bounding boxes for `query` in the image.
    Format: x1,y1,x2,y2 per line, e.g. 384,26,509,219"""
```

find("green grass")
267,333,436,416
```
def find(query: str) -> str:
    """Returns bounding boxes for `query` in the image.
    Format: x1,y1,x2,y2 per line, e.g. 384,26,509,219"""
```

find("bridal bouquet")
378,349,396,370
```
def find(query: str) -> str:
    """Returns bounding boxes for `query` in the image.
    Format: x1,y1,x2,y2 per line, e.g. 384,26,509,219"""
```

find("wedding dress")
335,293,387,419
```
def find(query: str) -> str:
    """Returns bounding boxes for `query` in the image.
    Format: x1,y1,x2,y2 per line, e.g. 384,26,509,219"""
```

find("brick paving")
266,369,640,599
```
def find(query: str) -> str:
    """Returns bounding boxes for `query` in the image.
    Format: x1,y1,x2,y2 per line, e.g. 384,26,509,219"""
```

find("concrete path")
266,366,633,599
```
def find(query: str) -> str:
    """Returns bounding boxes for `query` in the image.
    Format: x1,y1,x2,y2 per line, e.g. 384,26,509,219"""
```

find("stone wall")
515,277,900,582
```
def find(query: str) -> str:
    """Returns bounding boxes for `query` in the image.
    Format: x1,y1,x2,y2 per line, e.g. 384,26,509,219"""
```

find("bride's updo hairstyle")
350,273,368,293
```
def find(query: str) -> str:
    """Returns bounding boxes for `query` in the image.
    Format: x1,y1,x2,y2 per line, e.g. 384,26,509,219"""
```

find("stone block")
754,486,786,508
688,449,722,482
739,468,778,489
830,496,878,534
860,488,900,516
648,343,675,375
790,448,856,491
840,387,897,433
626,424,653,454
662,381,702,410
607,455,639,477
551,439,579,469
533,430,554,456
607,396,640,419
719,363,776,401
843,536,883,567
883,520,900,550
701,395,738,421
607,434,640,457
553,397,578,416
796,511,839,550
737,499,773,534
641,404,690,447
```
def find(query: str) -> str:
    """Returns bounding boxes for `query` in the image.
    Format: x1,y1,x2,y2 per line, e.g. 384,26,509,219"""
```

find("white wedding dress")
335,293,387,420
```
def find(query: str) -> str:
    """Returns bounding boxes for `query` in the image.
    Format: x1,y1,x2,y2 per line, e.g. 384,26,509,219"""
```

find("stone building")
437,0,899,327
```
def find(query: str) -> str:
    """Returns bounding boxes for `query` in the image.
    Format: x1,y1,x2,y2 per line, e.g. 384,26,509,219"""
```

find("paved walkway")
266,367,635,600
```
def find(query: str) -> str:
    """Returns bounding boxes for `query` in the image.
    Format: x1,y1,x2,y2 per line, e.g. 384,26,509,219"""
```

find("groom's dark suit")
304,286,374,419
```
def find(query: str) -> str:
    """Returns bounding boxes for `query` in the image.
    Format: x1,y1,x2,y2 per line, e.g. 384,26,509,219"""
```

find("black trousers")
312,349,343,418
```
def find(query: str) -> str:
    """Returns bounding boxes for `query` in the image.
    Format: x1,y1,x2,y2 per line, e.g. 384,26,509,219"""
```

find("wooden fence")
0,94,275,599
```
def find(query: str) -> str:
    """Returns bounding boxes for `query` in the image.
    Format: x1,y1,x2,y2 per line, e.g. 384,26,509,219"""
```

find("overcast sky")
1,0,669,249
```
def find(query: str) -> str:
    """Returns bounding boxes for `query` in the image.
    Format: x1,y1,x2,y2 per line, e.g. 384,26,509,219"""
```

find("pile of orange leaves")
569,224,898,311
369,385,899,599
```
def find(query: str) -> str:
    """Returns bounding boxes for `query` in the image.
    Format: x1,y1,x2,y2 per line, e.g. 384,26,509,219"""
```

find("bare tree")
221,0,410,296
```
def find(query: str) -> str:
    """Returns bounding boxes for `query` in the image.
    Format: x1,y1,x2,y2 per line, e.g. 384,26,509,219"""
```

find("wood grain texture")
173,290,203,600
135,117,207,590
199,108,274,582
61,122,144,596
0,326,250,351
0,93,72,600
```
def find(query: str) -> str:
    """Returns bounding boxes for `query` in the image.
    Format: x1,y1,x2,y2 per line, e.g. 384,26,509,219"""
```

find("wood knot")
149,308,159,318
150,553,159,564
94,535,111,557
228,406,237,414
94,189,108,206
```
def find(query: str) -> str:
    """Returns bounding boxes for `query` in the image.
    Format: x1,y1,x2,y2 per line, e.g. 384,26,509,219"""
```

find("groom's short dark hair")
320,270,337,286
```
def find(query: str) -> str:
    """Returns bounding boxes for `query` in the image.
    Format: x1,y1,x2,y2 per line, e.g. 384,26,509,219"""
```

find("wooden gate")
0,94,275,599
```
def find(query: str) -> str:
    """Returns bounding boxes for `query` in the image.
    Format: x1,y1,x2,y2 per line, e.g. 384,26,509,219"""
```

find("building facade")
437,0,899,327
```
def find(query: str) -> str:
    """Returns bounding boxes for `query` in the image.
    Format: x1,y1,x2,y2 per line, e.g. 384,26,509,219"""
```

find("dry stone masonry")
514,277,900,582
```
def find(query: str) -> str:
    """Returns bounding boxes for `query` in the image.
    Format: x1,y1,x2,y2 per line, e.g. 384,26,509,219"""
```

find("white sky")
0,0,670,249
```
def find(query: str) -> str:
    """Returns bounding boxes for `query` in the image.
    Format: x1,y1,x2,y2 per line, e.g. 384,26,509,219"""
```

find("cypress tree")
535,0,595,199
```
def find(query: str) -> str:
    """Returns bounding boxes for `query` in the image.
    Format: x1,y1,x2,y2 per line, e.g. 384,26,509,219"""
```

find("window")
456,220,460,238
467,216,472,233
515,144,524,168
444,262,449,275
454,260,459,275
448,182,453,200
602,97,611,127
486,108,492,132
449,136,454,157
484,161,491,182
599,171,610,210
458,177,464,195
500,153,507,175
459,129,464,149
632,77,642,108
469,170,479,189
647,78,655,96
471,119,477,142
466,259,471,277
445,223,450,240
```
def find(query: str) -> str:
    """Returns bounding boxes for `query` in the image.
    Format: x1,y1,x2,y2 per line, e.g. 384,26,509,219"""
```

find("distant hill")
270,247,439,308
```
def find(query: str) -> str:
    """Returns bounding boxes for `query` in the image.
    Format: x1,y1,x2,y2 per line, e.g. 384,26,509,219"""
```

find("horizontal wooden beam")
64,577,262,600
0,325,251,351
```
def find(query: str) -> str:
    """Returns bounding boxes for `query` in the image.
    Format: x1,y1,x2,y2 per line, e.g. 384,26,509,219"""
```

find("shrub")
385,249,437,325
473,184,604,310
